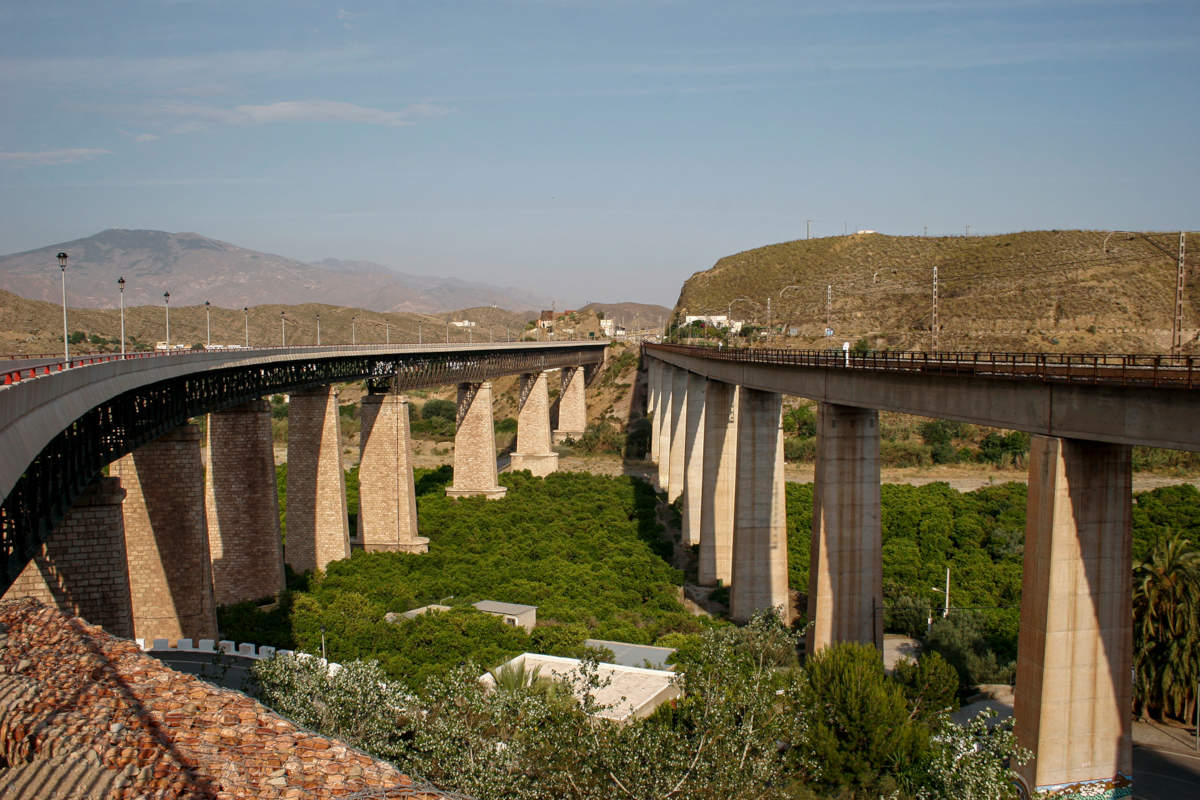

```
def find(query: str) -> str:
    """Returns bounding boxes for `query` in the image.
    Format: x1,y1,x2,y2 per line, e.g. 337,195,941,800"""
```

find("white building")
480,653,682,722
683,315,743,334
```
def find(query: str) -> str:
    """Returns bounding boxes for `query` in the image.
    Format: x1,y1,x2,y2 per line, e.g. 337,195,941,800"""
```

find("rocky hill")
673,230,1199,353
0,229,561,315
581,302,672,333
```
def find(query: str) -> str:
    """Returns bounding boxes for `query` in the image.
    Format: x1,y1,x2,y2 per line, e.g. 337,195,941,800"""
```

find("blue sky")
1,1,1196,307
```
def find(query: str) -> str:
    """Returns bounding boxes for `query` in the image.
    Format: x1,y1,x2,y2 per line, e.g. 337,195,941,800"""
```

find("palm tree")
489,660,568,704
1133,532,1200,721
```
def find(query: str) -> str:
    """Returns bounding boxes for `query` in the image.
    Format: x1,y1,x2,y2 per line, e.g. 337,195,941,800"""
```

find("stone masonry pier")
359,392,429,553
111,426,217,644
205,400,286,606
0,597,439,799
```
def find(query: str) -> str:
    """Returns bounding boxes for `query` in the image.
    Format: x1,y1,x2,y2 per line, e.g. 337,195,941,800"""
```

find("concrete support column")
656,364,675,494
4,477,133,639
730,388,790,623
553,366,588,444
680,372,706,546
286,386,350,573
205,400,286,607
447,381,507,499
806,403,883,655
699,380,737,587
647,359,661,464
667,367,689,503
359,393,429,554
509,372,559,477
112,425,217,643
1014,436,1133,798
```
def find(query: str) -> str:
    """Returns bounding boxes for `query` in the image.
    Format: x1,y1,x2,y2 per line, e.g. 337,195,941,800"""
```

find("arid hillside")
673,230,1198,353
0,291,547,355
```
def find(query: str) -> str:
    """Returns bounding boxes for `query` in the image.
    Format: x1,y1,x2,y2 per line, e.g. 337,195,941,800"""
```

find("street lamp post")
386,319,390,345
281,311,286,347
58,253,69,365
163,292,171,351
352,317,356,345
418,322,422,344
205,301,211,348
243,307,249,348
317,314,321,346
117,277,126,357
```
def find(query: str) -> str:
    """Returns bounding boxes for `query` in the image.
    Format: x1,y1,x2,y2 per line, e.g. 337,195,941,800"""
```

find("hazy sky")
1,1,1196,307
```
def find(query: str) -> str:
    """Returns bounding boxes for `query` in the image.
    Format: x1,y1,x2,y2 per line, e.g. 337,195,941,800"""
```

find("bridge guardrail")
647,343,1199,390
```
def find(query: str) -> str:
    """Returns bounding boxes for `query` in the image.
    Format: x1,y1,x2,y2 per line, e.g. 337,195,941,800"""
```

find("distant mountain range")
0,229,566,314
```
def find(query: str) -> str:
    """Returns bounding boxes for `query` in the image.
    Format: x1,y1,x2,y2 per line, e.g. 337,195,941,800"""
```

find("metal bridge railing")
646,343,1200,390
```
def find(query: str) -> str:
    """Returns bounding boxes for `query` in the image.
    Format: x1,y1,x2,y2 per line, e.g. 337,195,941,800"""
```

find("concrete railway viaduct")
644,342,1200,800
4,337,1200,798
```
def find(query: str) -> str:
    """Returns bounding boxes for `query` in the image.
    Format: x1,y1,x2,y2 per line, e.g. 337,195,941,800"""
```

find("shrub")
421,398,456,422
784,436,815,462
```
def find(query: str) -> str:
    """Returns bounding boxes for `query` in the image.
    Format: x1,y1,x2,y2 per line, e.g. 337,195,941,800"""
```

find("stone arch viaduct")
0,339,603,653
644,342,1200,800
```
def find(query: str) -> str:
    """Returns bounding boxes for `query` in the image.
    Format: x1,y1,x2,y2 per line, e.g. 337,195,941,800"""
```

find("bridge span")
644,342,1200,800
0,339,605,654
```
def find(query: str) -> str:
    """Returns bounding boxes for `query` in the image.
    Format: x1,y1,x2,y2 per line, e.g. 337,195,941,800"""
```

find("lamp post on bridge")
386,319,390,345
163,292,171,351
317,314,321,346
352,317,356,345
205,301,211,349
281,311,286,347
58,252,70,366
243,307,249,348
117,277,126,357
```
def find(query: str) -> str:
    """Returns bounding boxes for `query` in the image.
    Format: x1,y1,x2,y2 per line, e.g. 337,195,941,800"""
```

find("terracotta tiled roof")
0,598,446,799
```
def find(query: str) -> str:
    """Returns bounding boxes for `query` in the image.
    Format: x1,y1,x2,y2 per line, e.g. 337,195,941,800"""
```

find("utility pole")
932,266,939,353
932,567,950,618
1174,231,1187,356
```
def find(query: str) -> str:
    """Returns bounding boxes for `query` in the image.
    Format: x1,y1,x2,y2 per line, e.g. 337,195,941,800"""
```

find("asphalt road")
1132,745,1200,800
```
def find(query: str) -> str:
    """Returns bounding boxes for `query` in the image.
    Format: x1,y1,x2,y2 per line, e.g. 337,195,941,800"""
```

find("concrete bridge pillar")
553,366,588,444
655,363,675,493
509,372,558,477
205,400,286,606
112,425,217,643
681,372,706,546
4,477,134,639
667,367,689,503
806,403,883,655
647,359,661,464
447,381,507,499
286,386,350,573
1014,436,1133,798
730,388,790,623
699,380,737,587
359,393,429,553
